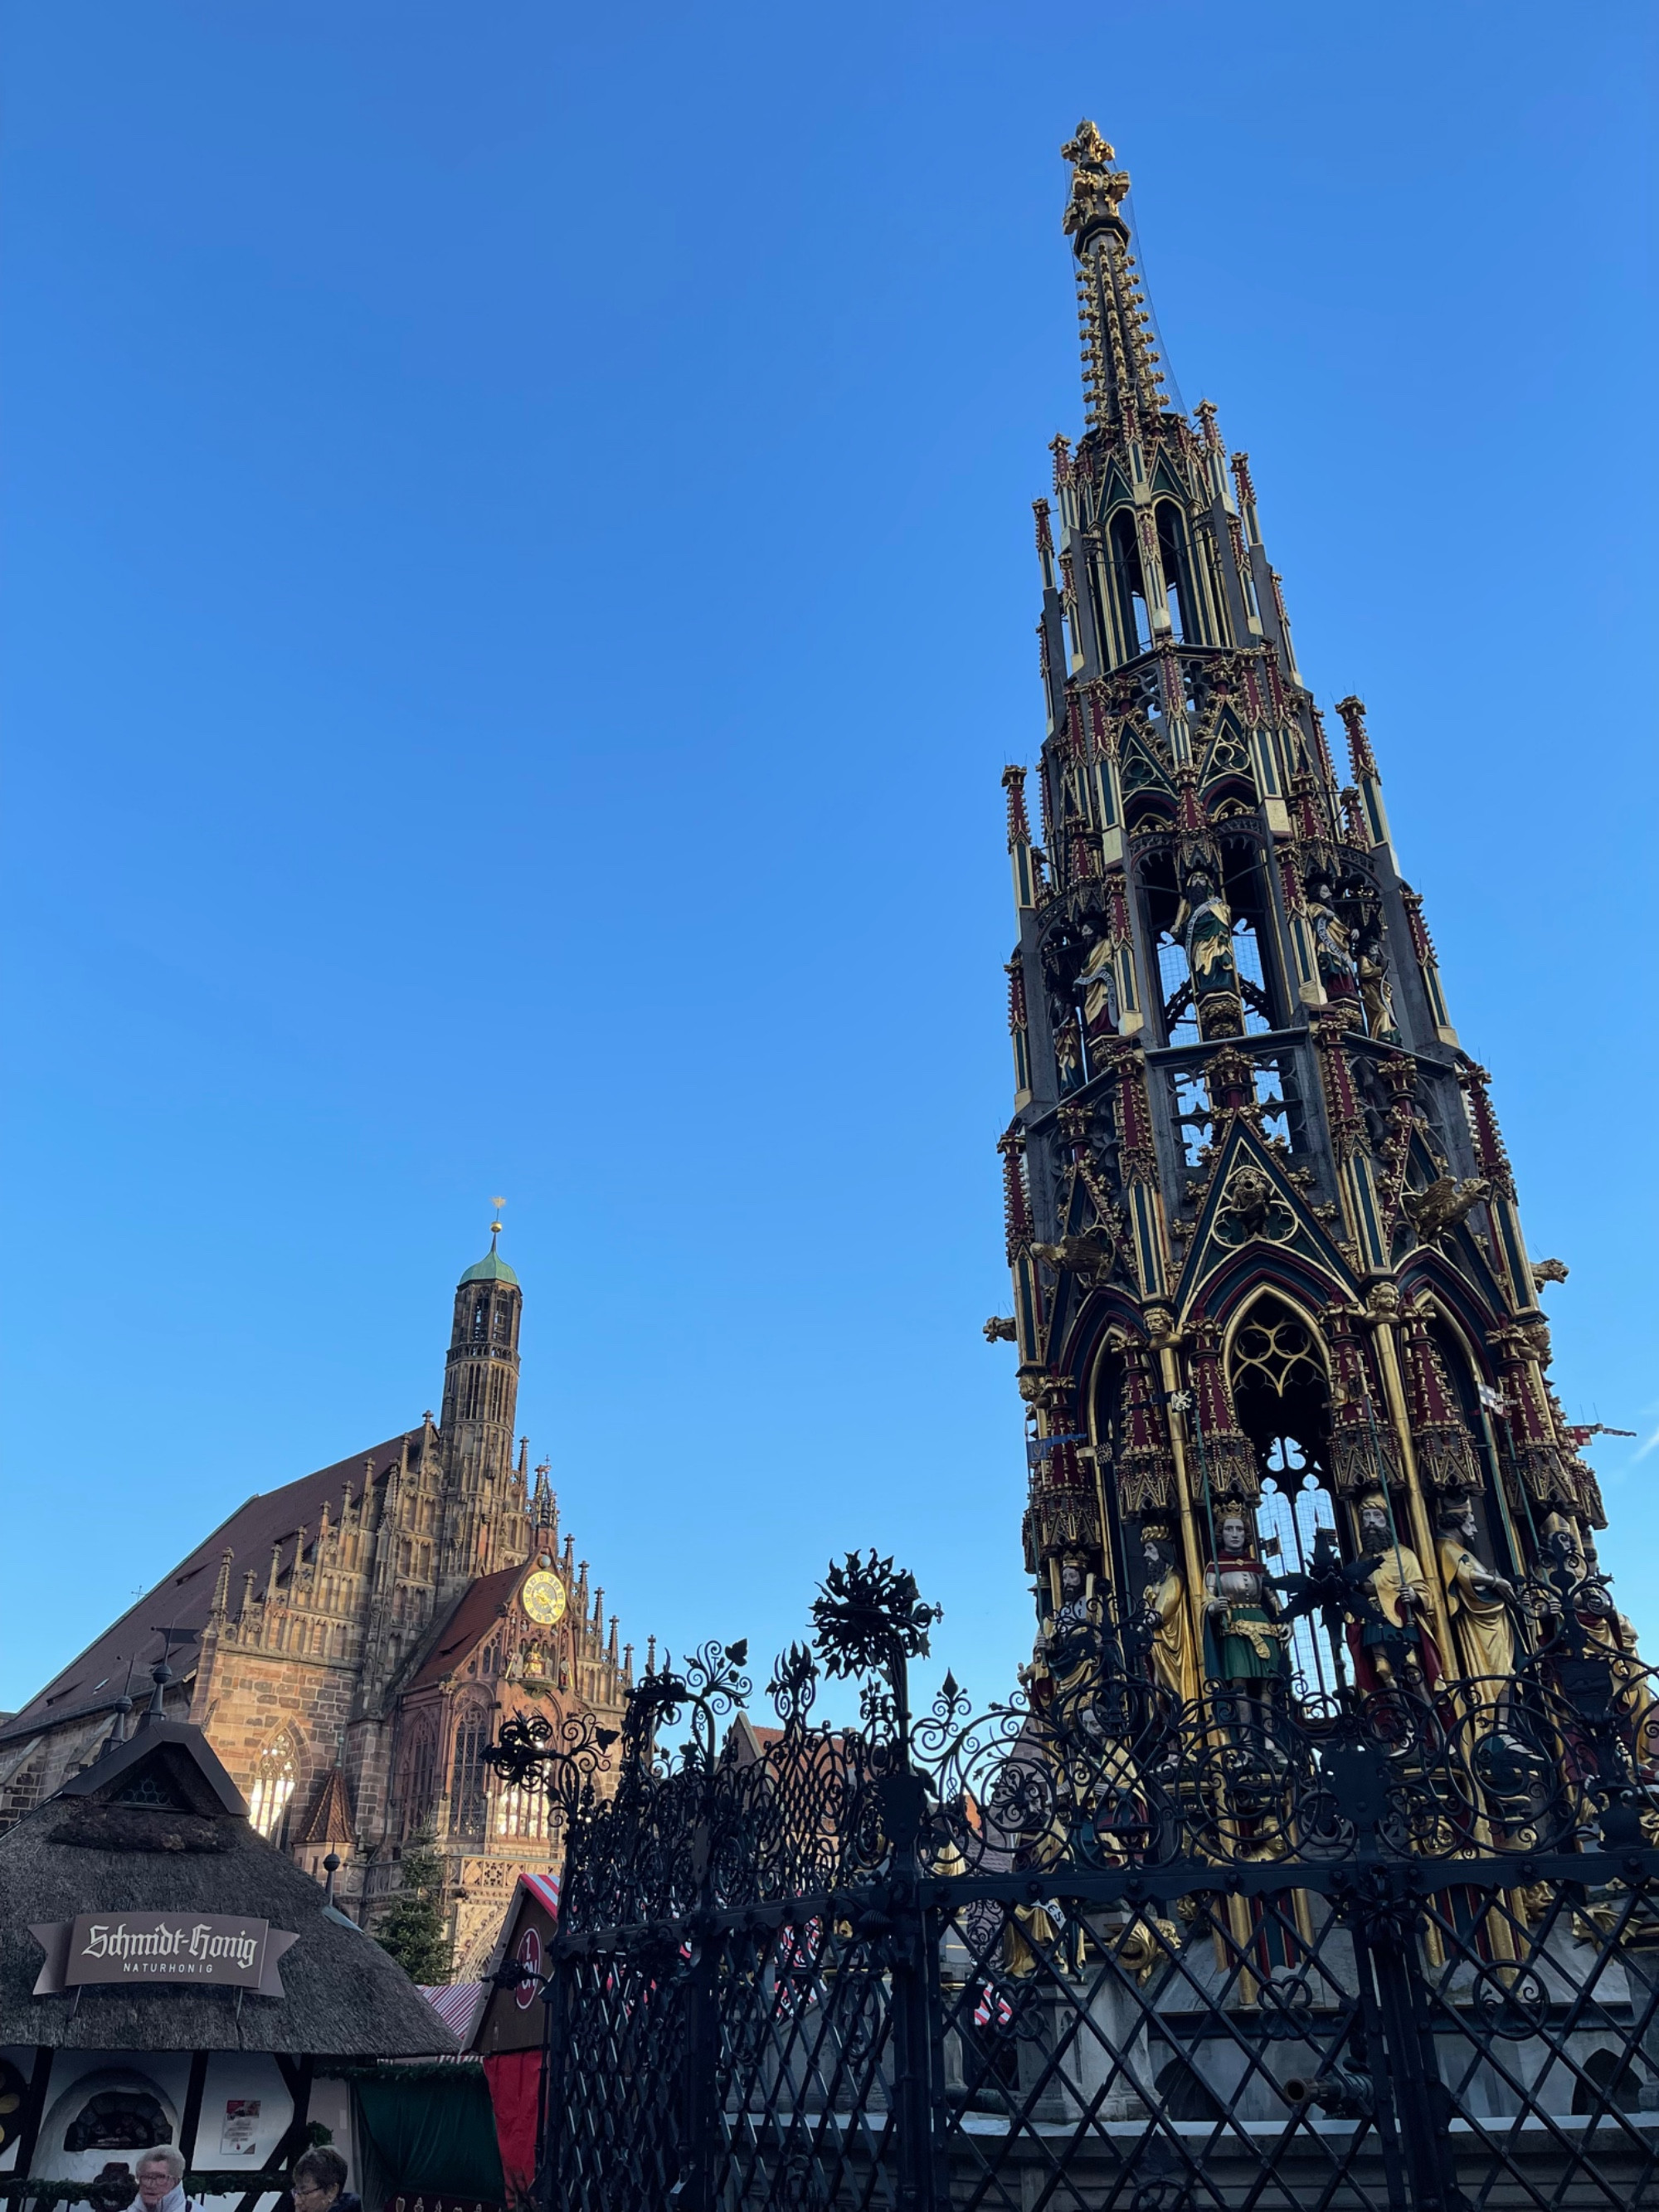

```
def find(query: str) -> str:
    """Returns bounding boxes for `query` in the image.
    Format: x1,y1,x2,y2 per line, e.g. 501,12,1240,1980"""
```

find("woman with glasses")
289,2146,360,2212
134,2147,198,2212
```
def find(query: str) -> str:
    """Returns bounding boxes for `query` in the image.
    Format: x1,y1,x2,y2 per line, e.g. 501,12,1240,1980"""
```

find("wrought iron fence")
486,1550,1659,2210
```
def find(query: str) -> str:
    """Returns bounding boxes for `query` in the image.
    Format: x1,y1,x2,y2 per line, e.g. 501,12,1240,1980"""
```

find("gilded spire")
1060,121,1130,246
1061,124,1169,441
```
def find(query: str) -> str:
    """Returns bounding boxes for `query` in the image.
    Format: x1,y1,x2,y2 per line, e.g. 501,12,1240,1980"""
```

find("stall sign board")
65,1912,270,1988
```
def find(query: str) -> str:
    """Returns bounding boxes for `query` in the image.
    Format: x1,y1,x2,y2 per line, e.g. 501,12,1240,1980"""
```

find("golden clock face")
521,1569,567,1627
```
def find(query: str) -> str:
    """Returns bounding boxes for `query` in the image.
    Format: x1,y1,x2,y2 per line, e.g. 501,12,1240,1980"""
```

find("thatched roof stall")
0,1681,454,2202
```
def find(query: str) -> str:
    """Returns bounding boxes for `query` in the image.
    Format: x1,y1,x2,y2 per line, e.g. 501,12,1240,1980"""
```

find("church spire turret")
1062,123,1167,443
438,1207,524,1592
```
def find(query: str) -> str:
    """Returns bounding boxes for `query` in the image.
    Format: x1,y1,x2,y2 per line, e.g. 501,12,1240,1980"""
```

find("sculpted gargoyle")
1222,1163,1278,1238
1402,1174,1491,1242
1030,1229,1114,1282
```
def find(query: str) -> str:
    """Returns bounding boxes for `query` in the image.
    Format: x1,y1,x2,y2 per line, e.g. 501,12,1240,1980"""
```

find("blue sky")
2,1,1654,1717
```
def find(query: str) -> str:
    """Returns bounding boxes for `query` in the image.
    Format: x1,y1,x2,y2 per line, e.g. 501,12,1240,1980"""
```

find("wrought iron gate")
489,1555,1659,2210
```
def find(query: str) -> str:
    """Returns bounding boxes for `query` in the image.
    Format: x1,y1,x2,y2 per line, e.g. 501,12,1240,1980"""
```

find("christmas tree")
373,1823,454,1985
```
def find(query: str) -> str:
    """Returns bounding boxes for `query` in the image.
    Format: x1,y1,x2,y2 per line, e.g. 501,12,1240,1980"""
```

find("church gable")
1175,1120,1349,1309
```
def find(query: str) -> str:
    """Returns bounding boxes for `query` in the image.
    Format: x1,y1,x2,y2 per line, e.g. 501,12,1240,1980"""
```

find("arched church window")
397,1722,437,1839
1228,1301,1337,1703
1232,1305,1325,1406
1108,509,1152,655
452,1707,491,1839
248,1731,299,1840
1257,1440,1340,1701
472,1298,488,1340
1155,502,1193,642
492,1300,512,1342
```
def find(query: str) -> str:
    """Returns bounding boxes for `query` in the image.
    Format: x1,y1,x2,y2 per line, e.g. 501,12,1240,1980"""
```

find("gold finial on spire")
489,1195,506,1244
1061,119,1131,244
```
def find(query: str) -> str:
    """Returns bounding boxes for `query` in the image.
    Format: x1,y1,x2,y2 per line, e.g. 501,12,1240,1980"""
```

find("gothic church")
0,1226,632,1980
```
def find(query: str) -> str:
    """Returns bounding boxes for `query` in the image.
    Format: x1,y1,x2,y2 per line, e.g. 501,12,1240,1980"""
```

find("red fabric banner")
481,2049,542,2206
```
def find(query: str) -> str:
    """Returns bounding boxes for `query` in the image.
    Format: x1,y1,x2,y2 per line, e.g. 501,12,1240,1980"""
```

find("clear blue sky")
2,2,1654,1717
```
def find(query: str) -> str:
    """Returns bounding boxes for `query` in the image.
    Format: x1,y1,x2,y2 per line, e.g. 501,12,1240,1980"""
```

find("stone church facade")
0,1228,632,1980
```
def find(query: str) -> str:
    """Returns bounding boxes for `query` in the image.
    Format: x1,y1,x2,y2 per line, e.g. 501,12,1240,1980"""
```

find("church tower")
437,1212,528,1594
999,125,1611,1693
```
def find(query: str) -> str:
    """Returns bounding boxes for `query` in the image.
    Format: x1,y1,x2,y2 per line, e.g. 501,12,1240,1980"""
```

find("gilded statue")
1436,1500,1517,1686
1355,927,1401,1043
1402,1174,1491,1243
1076,918,1119,1040
1138,1531,1201,1707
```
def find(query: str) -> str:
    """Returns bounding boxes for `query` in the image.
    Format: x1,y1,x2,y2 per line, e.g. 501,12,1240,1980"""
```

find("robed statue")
1138,1531,1201,1708
1350,1491,1438,1689
1436,1500,1517,1687
1173,865,1243,1038
1305,872,1358,1003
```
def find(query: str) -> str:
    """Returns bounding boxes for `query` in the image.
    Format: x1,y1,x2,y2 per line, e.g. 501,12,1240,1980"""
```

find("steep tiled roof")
297,1762,358,1845
404,1563,524,1693
1,1431,416,1743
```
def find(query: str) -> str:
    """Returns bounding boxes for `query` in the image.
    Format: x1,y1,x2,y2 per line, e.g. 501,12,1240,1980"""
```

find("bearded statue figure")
1349,1491,1438,1691
1138,1530,1201,1708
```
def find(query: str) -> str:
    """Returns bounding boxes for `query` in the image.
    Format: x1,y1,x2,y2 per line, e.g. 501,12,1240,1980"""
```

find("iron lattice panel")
493,1557,1659,2210
546,1868,1659,2211
554,1945,689,2211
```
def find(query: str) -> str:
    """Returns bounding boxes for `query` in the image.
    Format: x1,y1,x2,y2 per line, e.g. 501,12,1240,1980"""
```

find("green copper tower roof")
459,1217,518,1287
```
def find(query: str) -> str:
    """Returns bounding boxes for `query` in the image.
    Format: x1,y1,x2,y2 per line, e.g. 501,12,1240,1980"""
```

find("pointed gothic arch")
450,1698,494,1841
394,1714,438,1840
1154,499,1195,641
247,1728,301,1842
1224,1290,1339,1698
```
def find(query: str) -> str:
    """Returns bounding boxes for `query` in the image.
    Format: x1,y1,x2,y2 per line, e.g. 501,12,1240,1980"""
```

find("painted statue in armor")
1203,1510,1290,1693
